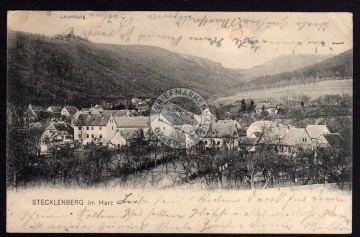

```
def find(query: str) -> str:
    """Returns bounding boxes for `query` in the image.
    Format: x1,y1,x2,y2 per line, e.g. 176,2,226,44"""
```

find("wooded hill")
238,49,353,91
7,30,352,108
7,31,242,108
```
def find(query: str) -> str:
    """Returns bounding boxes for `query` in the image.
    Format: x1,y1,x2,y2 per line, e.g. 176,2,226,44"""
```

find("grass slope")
212,79,353,105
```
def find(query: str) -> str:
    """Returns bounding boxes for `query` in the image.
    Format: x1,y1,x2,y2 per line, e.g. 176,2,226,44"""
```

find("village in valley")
6,13,352,191
7,92,352,190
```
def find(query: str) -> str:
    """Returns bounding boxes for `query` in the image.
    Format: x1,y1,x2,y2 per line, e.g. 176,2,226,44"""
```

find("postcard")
6,11,352,233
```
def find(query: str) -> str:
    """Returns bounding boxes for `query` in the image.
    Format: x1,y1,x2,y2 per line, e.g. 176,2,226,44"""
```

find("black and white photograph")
6,11,352,233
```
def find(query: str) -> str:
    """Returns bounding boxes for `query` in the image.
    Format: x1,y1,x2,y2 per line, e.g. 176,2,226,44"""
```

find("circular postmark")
149,88,212,149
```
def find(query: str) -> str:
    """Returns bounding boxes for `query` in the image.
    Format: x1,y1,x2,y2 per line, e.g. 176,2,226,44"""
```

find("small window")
78,126,81,130
86,134,89,138
99,127,102,130
100,134,102,138
91,134,94,138
112,126,113,130
91,127,94,130
86,127,89,130
78,134,81,138
217,141,221,145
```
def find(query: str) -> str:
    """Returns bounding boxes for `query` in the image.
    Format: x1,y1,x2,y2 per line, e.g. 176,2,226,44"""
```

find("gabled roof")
160,102,200,126
22,108,36,118
45,122,73,135
32,110,43,118
306,125,330,139
320,133,345,149
282,128,310,146
207,122,238,138
119,129,144,140
53,123,74,135
252,132,264,138
63,106,78,114
112,110,138,117
248,120,277,128
48,106,62,113
74,114,112,126
136,104,149,110
92,104,103,109
114,116,149,128
29,104,44,111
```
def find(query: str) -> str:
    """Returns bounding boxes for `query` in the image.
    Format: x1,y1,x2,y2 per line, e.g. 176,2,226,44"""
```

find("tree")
240,99,247,113
287,107,304,121
7,127,39,190
128,102,136,110
301,100,304,107
248,100,255,113
113,103,126,110
260,110,269,119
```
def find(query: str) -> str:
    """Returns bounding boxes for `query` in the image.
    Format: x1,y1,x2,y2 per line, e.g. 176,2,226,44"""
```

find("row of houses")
181,118,343,154
254,101,284,115
243,121,344,154
39,104,149,153
19,97,153,127
20,104,78,126
37,102,344,155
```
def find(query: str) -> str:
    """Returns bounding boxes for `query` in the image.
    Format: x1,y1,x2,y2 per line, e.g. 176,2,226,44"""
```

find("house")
29,104,45,113
46,106,63,119
238,135,264,152
28,104,45,120
112,110,138,117
114,116,149,130
246,121,294,140
114,116,150,139
73,112,117,145
40,121,74,154
280,128,312,155
247,121,275,137
305,125,330,142
20,108,37,126
131,97,152,112
282,128,312,147
109,116,150,148
255,101,278,114
317,133,345,149
109,129,145,148
203,120,241,150
61,106,78,118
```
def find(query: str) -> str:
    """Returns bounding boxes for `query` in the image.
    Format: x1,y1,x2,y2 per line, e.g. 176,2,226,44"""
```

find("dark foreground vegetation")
7,127,351,191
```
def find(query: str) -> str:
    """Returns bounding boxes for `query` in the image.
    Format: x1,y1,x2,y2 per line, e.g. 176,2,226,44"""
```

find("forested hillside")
238,49,352,91
7,31,242,108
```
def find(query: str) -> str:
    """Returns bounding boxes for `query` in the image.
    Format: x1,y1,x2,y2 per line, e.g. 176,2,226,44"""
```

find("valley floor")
212,79,353,106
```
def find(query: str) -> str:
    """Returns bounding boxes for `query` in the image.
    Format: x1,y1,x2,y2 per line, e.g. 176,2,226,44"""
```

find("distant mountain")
180,54,239,77
7,31,243,108
231,54,333,81
240,49,353,91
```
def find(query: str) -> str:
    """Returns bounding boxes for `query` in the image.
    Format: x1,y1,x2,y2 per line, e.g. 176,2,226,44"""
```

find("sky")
8,11,353,69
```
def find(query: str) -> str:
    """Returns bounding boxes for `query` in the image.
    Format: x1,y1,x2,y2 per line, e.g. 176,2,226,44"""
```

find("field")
211,79,353,106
